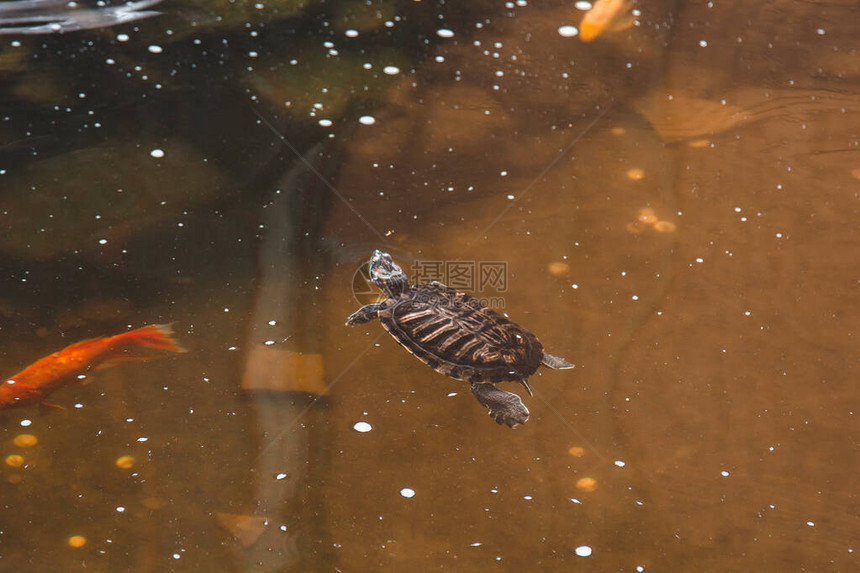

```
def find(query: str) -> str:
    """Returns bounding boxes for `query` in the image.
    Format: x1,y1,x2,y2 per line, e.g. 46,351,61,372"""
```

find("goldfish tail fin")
117,324,188,354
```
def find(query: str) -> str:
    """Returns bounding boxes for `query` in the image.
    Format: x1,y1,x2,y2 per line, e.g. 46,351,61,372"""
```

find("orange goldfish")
0,324,186,409
579,0,635,42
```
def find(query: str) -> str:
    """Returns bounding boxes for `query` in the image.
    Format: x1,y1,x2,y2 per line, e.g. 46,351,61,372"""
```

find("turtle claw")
518,378,533,397
541,353,574,369
470,382,529,428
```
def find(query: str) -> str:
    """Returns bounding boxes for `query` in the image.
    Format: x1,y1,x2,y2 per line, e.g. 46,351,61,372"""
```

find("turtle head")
369,250,409,297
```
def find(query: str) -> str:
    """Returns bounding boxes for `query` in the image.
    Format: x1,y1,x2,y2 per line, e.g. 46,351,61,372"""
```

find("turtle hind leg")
542,353,574,369
470,382,529,428
345,302,383,326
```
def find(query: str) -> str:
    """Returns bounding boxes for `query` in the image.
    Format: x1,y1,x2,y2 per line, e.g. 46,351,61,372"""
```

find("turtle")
345,250,574,427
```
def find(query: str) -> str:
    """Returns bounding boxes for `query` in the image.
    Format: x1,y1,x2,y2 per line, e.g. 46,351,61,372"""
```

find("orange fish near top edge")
0,324,186,409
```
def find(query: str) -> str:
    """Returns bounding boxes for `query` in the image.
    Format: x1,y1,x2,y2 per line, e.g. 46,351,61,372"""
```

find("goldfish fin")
609,14,635,32
114,323,188,353
39,401,64,412
61,336,109,353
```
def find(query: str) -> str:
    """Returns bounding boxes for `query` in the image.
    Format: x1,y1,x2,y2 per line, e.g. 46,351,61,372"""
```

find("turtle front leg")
470,382,529,428
345,303,383,326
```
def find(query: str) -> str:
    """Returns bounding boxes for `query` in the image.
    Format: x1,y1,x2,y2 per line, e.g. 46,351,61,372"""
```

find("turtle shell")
377,283,545,383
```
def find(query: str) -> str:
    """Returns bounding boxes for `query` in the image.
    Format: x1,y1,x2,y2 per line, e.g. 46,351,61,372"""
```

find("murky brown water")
0,1,856,571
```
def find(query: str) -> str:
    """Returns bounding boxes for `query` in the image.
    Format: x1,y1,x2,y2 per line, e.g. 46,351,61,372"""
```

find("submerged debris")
215,513,270,548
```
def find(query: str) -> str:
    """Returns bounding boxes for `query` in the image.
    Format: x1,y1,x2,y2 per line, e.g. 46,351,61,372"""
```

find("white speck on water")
558,25,579,38
507,194,515,200
721,470,730,477
137,437,148,442
150,148,165,158
699,40,708,47
359,115,376,125
470,542,482,547
570,498,582,504
631,295,639,301
806,521,815,527
345,29,359,38
816,28,825,35
614,460,626,468
116,506,125,513
437,28,455,38
116,33,130,42
147,45,163,54
20,419,32,427
383,65,400,75
696,257,704,263
575,545,593,557
276,473,287,480
636,567,645,572
353,421,372,433
447,392,458,397
400,488,416,498
523,495,533,501
264,340,276,346
318,119,333,127
74,403,84,409
571,284,579,289
172,553,181,560
98,239,108,245
575,1,592,9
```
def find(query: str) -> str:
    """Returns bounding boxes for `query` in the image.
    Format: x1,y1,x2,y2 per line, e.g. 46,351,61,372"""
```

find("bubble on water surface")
400,488,416,498
558,26,579,38
575,545,592,557
353,421,372,433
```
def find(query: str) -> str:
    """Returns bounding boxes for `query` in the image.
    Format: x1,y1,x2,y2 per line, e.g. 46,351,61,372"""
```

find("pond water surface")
0,1,857,571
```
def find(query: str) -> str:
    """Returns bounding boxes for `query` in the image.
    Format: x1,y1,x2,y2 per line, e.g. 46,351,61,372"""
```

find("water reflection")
0,0,164,35
0,0,857,571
